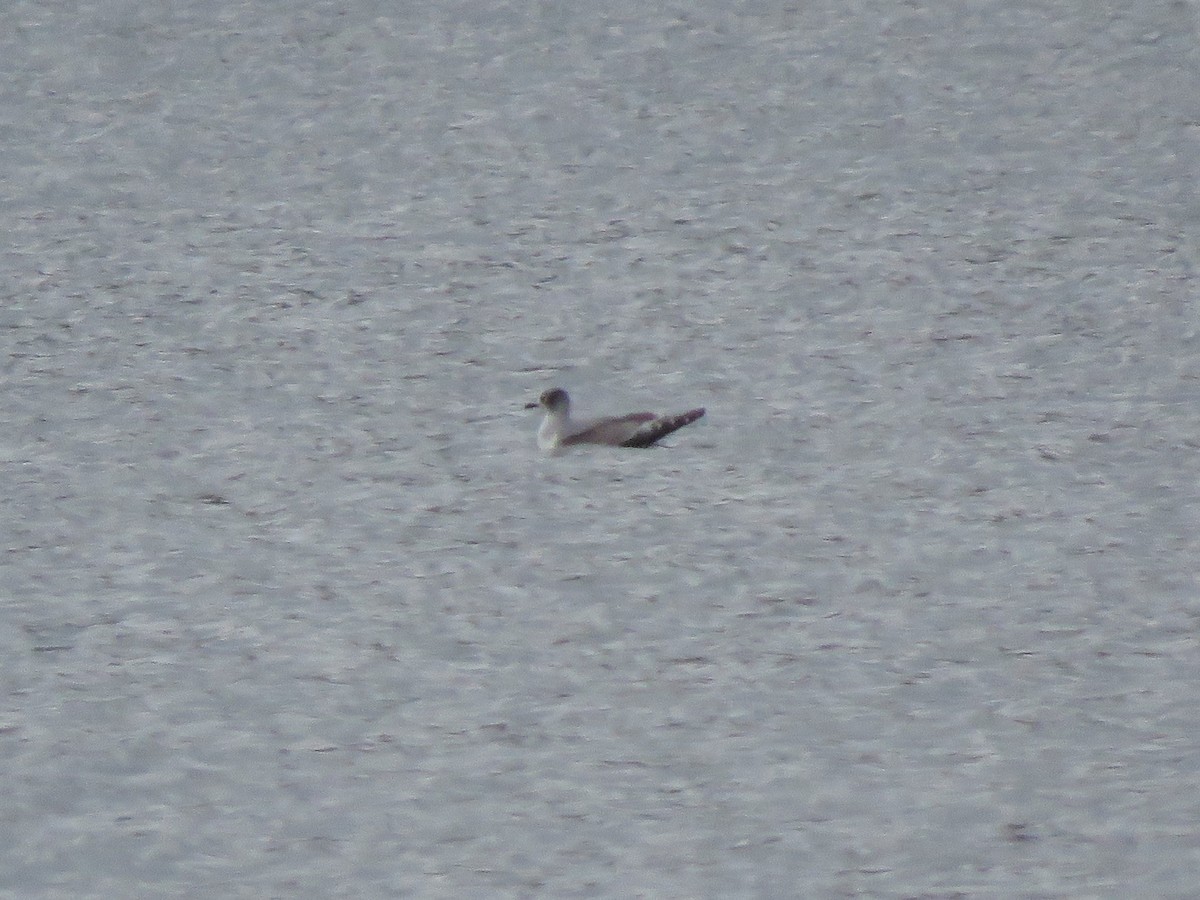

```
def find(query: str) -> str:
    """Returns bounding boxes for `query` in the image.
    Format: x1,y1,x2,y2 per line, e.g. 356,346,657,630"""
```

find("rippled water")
3,0,1198,895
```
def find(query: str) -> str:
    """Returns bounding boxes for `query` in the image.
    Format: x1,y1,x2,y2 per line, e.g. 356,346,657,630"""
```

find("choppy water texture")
3,0,1199,896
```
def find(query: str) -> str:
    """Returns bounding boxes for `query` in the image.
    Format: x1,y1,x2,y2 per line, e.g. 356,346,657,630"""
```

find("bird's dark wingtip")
618,407,706,448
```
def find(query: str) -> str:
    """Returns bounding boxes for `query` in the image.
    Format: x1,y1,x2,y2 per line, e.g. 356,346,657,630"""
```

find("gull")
526,387,705,452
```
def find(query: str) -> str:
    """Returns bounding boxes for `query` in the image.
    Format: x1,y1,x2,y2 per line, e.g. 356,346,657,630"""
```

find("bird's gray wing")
562,413,656,446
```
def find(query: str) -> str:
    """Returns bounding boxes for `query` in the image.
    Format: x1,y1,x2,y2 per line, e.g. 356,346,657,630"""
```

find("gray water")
3,0,1199,896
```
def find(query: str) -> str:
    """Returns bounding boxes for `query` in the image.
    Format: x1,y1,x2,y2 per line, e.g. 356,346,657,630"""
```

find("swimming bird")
526,387,705,452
